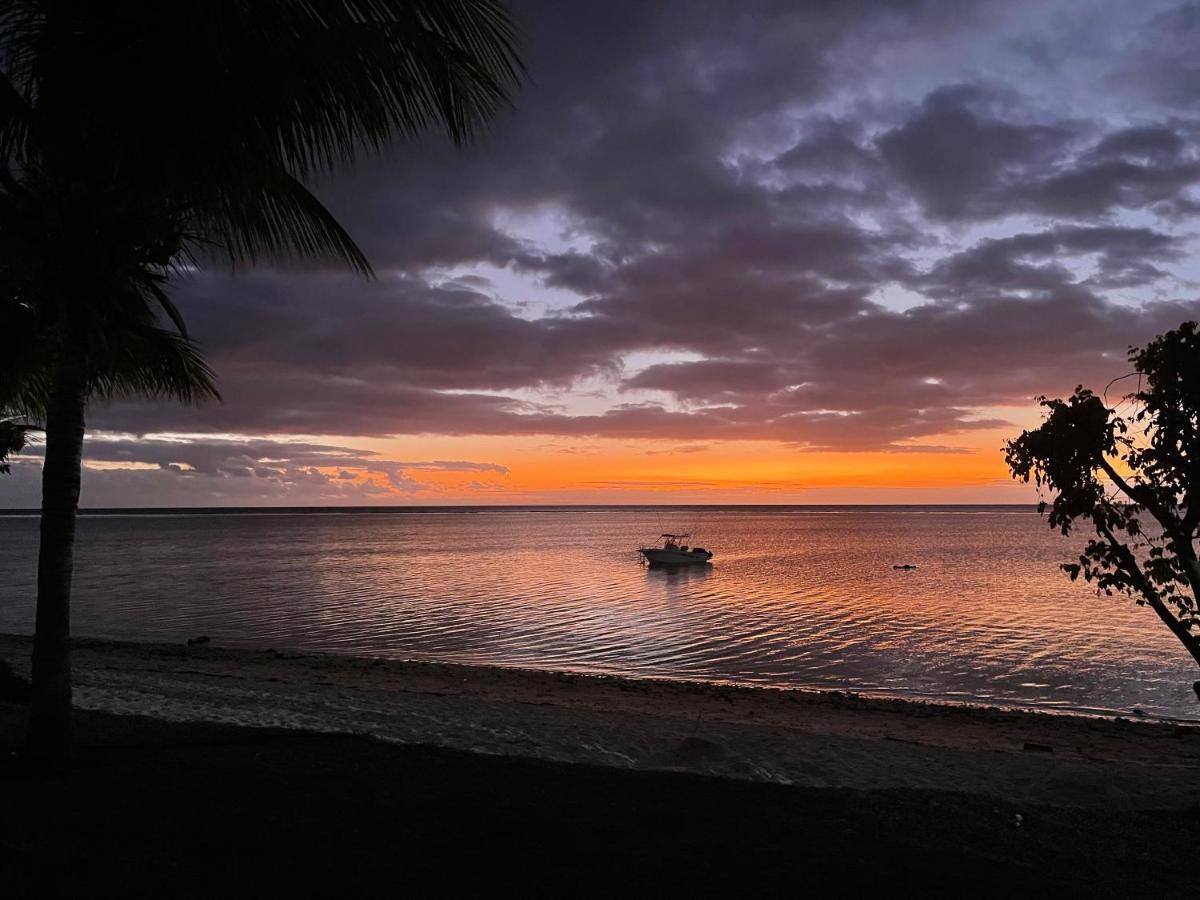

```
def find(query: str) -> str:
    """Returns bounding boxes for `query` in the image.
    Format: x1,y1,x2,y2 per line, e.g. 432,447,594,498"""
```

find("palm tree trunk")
28,359,86,758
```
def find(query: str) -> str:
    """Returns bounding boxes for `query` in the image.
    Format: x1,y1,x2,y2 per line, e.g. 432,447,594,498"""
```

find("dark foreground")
1,703,1196,898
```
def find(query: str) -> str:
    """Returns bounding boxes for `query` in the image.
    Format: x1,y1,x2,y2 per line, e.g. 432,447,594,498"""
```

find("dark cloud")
619,281,1200,451
878,84,1079,220
165,270,624,391
775,118,879,176
878,85,1200,221
915,227,1184,300
1027,153,1200,219
1114,3,1200,110
1088,125,1188,163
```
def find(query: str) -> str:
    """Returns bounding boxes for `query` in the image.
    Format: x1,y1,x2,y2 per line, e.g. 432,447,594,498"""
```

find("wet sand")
2,633,1198,809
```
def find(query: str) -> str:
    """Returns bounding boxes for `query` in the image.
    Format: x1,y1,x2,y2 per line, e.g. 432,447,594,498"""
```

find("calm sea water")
1,506,1196,719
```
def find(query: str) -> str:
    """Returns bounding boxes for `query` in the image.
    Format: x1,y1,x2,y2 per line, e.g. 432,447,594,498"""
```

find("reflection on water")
644,562,712,584
0,506,1196,718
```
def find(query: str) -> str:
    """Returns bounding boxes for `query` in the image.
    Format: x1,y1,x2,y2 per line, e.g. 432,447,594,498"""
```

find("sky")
8,0,1200,506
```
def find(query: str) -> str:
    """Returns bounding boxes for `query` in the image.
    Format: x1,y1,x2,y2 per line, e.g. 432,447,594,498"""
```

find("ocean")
1,505,1196,719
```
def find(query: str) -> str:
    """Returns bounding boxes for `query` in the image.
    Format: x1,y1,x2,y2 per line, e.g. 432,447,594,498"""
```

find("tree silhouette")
0,1,522,756
0,418,32,474
1007,322,1200,696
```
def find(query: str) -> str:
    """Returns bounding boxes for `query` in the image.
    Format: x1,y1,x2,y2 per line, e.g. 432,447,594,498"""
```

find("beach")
2,633,1198,808
3,633,1200,895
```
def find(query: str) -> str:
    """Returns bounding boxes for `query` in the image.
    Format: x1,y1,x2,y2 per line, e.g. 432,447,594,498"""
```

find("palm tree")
0,1,522,756
0,170,220,755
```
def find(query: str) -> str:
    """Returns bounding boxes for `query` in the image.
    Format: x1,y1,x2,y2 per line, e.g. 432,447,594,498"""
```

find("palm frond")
0,276,52,419
0,71,31,165
0,416,35,474
146,281,190,338
89,325,220,406
174,0,525,175
200,170,372,275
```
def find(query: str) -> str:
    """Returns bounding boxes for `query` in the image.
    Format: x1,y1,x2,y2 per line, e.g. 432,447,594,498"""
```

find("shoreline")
2,629,1191,726
3,632,1199,810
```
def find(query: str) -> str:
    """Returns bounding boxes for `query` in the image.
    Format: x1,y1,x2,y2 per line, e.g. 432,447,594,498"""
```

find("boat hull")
639,548,713,566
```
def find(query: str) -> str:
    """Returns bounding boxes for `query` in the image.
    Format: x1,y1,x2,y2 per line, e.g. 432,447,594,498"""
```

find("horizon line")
0,502,1042,513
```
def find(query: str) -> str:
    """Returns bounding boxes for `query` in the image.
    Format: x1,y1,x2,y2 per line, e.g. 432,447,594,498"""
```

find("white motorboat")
638,533,713,566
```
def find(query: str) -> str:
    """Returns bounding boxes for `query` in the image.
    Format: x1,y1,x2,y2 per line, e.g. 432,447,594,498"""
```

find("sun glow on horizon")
344,418,1035,505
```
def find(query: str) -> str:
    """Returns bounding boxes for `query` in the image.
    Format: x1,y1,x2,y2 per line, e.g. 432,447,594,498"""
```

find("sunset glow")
353,432,1021,504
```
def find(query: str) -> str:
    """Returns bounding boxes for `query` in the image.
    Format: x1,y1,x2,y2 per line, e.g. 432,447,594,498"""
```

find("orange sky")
341,408,1042,504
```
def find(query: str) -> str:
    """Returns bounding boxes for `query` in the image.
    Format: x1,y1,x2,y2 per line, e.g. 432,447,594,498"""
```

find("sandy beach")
4,633,1200,896
2,632,1198,810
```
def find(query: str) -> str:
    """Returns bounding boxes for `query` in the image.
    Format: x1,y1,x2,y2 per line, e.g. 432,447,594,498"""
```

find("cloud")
878,84,1079,220
878,84,1200,221
915,226,1184,299
2,437,509,507
162,271,623,391
1112,3,1200,110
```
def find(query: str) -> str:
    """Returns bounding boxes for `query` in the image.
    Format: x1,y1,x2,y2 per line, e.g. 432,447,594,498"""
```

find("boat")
638,533,713,566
